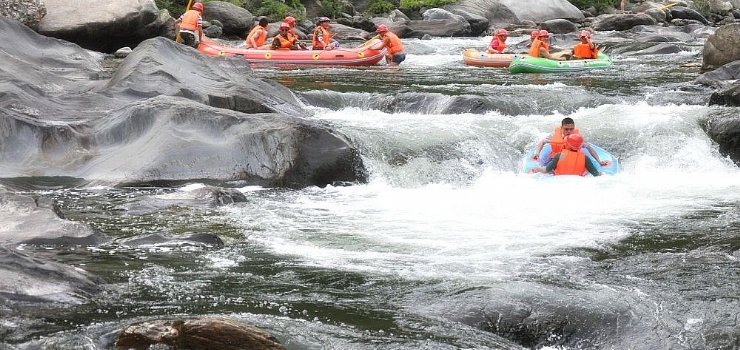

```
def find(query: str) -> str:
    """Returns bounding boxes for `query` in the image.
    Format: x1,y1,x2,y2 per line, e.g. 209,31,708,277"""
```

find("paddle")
363,34,379,47
660,2,678,9
174,0,194,43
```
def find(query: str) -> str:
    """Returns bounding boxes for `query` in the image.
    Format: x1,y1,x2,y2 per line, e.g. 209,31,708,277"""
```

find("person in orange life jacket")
312,17,339,50
271,22,307,50
529,134,602,176
528,30,564,60
571,30,598,59
486,29,508,54
175,2,204,48
245,17,269,49
372,24,406,66
531,117,609,166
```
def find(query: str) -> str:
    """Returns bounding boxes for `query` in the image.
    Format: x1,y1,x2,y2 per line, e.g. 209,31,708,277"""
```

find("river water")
5,35,740,349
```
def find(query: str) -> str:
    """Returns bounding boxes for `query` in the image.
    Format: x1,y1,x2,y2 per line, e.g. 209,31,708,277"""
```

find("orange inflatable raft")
462,48,524,67
198,39,387,66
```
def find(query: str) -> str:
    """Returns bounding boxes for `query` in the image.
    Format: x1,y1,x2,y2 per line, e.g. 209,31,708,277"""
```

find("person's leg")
621,0,626,13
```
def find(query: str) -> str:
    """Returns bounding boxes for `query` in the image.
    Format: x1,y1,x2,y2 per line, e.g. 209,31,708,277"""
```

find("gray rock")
542,18,578,34
0,17,367,188
118,232,225,248
37,0,161,53
0,246,105,305
0,191,109,246
114,46,133,58
669,6,709,24
709,84,740,106
446,0,582,31
202,1,253,37
592,13,657,31
702,108,740,164
702,23,740,71
695,61,740,88
0,0,46,29
448,8,490,35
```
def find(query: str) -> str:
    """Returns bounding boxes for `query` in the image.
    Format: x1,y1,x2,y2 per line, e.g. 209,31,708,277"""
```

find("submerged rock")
116,318,287,350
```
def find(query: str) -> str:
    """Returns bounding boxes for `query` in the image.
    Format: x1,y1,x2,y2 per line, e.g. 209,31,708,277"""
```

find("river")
5,34,740,349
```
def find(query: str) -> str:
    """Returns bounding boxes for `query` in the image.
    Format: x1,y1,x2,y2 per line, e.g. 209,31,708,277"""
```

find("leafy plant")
256,0,305,22
400,0,456,12
566,0,617,11
320,0,344,18
366,0,395,15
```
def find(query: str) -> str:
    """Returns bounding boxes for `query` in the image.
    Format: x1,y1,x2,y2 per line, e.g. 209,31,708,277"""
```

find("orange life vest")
246,25,267,48
528,38,549,58
179,10,200,31
553,149,587,176
548,126,580,159
573,43,598,59
382,32,404,55
274,32,297,49
312,26,331,49
487,36,506,54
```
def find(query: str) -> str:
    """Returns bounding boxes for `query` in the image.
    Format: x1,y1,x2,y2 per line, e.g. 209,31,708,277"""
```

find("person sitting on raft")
486,29,508,54
529,30,564,61
571,30,598,59
529,134,602,176
312,17,339,50
271,22,307,50
532,117,609,166
245,17,269,49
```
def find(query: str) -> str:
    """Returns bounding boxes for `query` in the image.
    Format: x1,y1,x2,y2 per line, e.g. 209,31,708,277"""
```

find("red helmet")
279,22,290,30
579,30,591,38
538,30,550,38
496,29,508,37
191,2,203,11
284,16,296,24
565,134,584,150
530,30,538,40
376,24,388,33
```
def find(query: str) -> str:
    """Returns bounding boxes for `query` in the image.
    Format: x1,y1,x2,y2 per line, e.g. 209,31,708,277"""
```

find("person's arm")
532,139,546,160
544,153,560,173
585,157,601,176
248,29,261,48
585,144,608,166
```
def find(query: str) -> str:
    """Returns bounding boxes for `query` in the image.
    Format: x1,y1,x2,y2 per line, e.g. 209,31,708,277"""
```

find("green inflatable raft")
509,53,612,74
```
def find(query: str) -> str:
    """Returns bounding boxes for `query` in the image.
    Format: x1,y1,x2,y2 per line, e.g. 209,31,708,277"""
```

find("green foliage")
400,0,456,12
256,0,304,22
366,0,395,15
320,0,344,18
567,0,616,11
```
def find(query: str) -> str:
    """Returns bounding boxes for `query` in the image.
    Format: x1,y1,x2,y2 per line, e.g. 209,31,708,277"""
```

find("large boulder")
702,23,740,71
0,17,367,188
592,13,658,31
668,6,709,24
708,85,740,106
701,109,740,164
0,0,46,29
446,0,582,30
202,1,254,37
37,0,162,53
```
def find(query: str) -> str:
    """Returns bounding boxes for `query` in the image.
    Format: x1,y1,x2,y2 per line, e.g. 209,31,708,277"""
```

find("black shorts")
180,32,197,48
